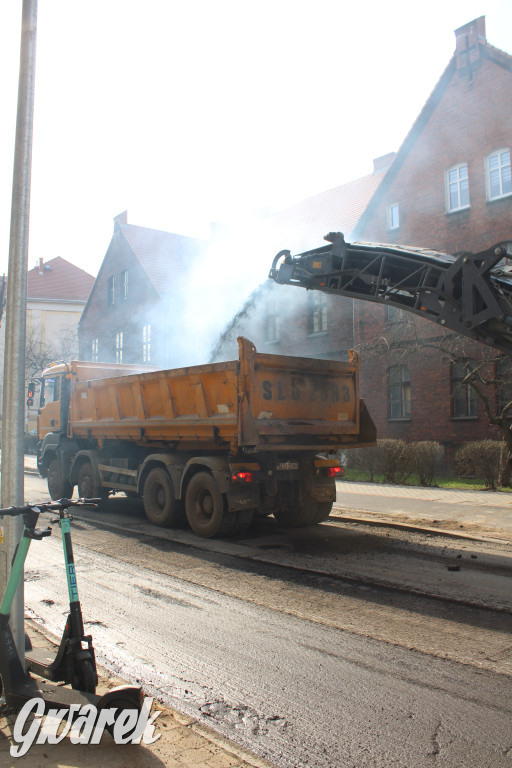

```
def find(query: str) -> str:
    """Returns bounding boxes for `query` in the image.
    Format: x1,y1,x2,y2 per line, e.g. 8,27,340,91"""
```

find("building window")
91,338,99,362
446,164,469,211
115,332,123,363
388,365,411,419
142,324,151,362
265,295,280,342
388,203,399,230
496,356,512,416
308,292,328,335
121,270,128,300
108,276,115,305
451,360,478,417
486,149,511,200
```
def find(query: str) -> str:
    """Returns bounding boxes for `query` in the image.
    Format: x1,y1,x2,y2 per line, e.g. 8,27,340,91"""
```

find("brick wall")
79,235,160,364
358,52,512,252
351,42,512,466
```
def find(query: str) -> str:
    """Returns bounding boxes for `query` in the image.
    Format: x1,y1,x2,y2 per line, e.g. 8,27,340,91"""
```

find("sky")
0,1,511,282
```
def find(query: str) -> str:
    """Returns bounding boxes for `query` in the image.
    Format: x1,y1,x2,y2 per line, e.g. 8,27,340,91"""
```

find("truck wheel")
185,472,235,538
47,458,73,500
77,461,108,501
143,467,185,527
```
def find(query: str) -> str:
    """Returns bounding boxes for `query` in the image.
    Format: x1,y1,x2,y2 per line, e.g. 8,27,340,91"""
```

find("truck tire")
143,467,185,527
185,472,235,538
77,461,108,501
47,458,73,500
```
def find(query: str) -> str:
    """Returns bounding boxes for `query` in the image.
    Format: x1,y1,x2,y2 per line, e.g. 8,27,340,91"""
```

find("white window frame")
486,149,511,201
108,275,115,305
121,270,128,301
91,338,99,362
142,324,151,362
446,163,470,212
115,332,123,364
388,203,399,231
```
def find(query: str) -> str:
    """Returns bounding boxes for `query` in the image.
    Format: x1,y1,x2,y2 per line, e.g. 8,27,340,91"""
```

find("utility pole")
0,0,38,657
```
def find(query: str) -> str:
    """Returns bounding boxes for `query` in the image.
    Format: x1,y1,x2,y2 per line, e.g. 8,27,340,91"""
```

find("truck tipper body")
36,338,376,537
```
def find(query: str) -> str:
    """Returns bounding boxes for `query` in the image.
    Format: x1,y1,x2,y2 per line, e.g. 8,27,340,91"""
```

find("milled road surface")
17,473,512,768
24,527,512,768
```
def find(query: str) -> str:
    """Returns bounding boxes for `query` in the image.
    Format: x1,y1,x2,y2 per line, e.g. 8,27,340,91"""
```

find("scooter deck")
6,675,100,712
25,646,59,669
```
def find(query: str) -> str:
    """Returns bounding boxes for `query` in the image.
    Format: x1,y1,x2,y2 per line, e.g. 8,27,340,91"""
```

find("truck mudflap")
304,456,339,503
225,486,260,512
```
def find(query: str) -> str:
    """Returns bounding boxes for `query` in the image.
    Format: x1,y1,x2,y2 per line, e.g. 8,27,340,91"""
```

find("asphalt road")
19,474,512,768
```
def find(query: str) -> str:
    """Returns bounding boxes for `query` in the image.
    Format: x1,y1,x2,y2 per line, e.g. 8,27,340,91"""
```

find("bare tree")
356,312,512,485
25,326,78,380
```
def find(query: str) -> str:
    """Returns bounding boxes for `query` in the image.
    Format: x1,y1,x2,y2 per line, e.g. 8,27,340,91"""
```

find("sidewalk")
334,479,512,541
0,621,274,768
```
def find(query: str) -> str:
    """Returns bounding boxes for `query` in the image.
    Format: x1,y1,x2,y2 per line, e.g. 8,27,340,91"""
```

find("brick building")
78,211,205,368
213,16,512,465
350,16,512,462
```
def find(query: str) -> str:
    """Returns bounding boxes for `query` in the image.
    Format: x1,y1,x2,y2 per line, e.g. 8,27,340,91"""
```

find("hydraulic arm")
269,232,512,355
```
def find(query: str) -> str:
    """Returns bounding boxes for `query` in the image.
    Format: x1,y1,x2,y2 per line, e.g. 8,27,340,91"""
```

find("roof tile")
27,257,95,301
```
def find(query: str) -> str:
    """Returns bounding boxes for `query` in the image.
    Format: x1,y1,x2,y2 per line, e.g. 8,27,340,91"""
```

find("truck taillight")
231,471,254,484
328,466,343,478
27,382,36,408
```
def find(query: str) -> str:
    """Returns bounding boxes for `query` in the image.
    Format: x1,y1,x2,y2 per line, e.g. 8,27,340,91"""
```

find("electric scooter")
0,499,142,720
24,499,98,693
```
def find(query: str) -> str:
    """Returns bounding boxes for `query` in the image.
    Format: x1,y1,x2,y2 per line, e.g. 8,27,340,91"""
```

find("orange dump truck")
36,338,375,537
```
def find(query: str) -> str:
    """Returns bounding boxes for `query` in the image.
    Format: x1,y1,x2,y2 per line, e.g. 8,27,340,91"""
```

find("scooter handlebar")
0,504,36,517
0,498,102,517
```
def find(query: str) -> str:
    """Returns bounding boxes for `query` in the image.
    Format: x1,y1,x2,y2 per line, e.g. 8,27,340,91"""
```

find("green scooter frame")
0,500,142,720
24,501,98,692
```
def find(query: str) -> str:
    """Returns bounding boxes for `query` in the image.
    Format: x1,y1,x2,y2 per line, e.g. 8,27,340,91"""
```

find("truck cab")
38,365,70,438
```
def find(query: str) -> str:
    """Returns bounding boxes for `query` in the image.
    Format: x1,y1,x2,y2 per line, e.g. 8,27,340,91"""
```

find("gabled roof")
263,169,388,254
27,256,95,301
118,219,206,295
353,21,512,239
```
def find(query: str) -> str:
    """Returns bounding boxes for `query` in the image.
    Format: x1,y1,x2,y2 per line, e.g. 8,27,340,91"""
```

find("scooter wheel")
104,697,143,738
77,659,97,694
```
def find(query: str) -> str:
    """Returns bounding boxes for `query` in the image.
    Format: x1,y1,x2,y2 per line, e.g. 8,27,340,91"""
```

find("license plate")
277,461,299,471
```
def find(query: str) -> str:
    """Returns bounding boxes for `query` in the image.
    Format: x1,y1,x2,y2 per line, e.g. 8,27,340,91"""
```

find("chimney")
38,258,44,273
373,152,397,174
455,16,486,73
114,210,128,231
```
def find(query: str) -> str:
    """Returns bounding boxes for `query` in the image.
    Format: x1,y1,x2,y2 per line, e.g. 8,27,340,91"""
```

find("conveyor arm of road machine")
269,232,512,355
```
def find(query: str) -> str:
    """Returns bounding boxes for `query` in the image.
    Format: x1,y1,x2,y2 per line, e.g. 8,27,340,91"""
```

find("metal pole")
0,0,38,658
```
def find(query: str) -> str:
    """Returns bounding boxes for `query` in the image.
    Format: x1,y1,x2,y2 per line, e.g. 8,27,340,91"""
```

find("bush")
375,439,411,484
408,441,443,486
345,445,379,482
455,440,506,490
